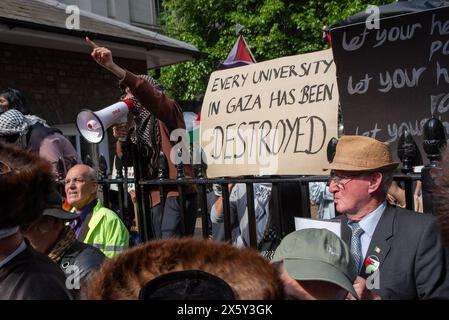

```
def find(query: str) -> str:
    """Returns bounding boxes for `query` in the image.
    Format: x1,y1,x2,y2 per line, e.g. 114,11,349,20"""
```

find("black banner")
330,5,449,163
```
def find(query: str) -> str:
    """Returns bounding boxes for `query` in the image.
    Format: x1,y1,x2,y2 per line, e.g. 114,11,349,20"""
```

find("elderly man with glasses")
326,135,449,300
65,164,129,258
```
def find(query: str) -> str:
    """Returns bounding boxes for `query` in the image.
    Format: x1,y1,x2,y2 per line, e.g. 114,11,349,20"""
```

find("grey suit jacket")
337,205,449,300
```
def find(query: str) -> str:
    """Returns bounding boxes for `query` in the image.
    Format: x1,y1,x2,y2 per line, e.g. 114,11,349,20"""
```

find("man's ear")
92,181,99,195
367,172,383,194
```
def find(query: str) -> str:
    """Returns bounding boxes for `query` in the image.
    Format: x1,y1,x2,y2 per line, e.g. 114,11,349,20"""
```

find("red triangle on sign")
218,35,256,70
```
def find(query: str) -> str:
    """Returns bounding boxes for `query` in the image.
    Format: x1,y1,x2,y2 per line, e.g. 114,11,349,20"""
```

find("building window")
107,0,116,18
129,0,156,27
155,0,162,18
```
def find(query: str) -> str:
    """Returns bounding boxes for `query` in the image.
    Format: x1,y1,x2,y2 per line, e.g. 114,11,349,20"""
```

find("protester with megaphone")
86,37,197,240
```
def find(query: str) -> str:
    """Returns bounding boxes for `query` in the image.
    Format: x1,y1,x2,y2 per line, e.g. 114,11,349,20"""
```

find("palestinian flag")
218,34,256,70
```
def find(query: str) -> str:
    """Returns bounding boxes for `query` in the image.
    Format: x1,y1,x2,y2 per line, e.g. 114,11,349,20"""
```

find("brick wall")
0,42,147,125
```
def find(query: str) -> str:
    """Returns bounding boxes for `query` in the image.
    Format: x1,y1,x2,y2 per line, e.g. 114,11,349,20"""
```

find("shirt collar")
357,201,387,238
0,240,27,269
77,198,98,219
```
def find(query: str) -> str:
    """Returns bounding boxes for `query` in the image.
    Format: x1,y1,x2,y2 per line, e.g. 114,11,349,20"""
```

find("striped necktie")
348,221,365,274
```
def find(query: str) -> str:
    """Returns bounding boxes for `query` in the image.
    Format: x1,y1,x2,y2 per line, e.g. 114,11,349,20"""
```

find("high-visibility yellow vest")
78,199,129,258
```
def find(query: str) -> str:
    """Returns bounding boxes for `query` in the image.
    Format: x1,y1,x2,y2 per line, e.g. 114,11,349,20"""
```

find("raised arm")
86,37,184,132
86,37,126,79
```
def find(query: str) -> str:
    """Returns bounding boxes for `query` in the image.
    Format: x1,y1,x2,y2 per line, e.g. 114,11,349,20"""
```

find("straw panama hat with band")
272,228,359,299
324,135,399,172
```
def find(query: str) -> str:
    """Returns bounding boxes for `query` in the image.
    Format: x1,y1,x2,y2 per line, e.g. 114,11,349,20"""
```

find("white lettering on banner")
342,23,422,52
378,67,426,93
342,29,370,51
348,74,372,95
431,13,449,36
347,67,427,95
429,40,449,61
355,92,449,145
374,23,422,48
333,6,449,159
437,61,449,85
431,93,449,115
200,49,338,177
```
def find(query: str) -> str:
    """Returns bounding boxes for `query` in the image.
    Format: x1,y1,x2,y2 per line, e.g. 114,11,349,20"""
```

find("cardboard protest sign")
330,6,449,163
200,49,338,178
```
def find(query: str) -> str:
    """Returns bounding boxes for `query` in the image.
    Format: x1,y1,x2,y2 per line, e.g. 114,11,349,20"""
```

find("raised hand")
112,123,129,140
86,37,114,68
86,37,125,79
347,276,381,300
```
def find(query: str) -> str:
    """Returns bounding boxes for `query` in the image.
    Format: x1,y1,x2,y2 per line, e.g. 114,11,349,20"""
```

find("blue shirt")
351,201,386,259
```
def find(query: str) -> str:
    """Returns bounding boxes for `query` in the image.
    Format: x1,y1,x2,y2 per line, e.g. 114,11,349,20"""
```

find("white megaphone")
76,99,133,143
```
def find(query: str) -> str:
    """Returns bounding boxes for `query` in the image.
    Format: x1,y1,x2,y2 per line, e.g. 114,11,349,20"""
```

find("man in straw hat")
326,135,449,300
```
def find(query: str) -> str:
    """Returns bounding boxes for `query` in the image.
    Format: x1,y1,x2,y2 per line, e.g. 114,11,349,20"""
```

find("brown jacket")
120,71,195,207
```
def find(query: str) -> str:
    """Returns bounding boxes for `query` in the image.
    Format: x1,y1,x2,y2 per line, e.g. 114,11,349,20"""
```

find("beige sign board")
200,48,338,178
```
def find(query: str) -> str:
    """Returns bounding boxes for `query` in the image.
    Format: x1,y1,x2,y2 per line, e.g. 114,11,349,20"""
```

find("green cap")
273,228,358,299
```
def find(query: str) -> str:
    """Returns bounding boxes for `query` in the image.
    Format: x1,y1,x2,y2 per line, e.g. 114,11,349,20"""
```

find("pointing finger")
86,36,99,49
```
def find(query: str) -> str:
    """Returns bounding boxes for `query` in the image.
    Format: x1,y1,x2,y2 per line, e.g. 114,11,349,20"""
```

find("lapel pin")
374,246,381,254
364,255,380,275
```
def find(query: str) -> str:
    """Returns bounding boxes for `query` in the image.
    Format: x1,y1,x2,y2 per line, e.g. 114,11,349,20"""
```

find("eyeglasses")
327,172,365,189
64,177,92,185
0,160,12,177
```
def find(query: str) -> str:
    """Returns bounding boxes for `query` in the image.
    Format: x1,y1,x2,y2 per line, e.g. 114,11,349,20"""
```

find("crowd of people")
1,39,449,300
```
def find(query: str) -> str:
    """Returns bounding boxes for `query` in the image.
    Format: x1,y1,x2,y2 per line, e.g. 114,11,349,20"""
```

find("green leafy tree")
159,0,393,100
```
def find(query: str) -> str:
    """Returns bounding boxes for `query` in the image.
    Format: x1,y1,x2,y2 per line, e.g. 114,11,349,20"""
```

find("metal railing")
56,118,447,250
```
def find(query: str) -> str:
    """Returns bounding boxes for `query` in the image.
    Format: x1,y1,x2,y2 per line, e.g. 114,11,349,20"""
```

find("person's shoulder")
67,240,105,258
67,241,106,267
94,202,121,220
331,214,345,222
16,246,60,272
388,206,436,234
11,247,69,284
94,205,128,234
390,206,435,224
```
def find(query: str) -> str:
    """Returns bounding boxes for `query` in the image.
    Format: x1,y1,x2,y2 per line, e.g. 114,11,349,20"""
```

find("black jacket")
0,246,73,300
337,205,449,299
59,240,105,291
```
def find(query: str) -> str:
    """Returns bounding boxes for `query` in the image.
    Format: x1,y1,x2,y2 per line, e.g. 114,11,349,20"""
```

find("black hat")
43,191,76,220
138,270,236,300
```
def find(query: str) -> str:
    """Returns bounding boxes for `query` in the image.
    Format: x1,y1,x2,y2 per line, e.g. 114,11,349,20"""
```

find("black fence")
57,118,447,250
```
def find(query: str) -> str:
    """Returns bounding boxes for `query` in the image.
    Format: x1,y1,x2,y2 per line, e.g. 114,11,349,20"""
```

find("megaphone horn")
76,99,133,144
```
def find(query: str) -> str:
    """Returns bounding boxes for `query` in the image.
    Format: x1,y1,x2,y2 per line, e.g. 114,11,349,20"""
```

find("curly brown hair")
0,141,54,228
83,238,283,300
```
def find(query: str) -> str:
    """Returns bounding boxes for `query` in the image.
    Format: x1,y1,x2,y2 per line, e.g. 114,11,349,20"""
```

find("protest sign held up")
330,5,449,162
200,49,339,178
